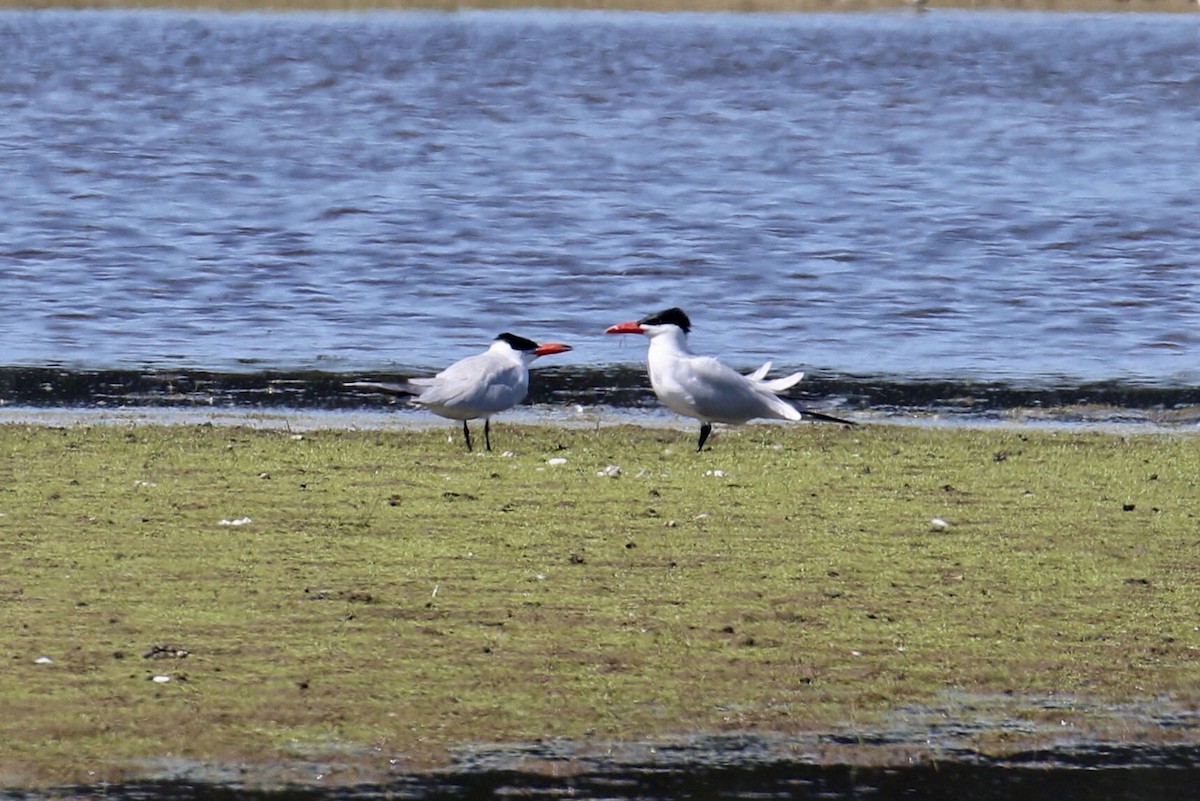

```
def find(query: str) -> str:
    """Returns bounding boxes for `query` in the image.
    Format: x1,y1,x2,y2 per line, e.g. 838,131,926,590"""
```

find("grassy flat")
2,420,1198,787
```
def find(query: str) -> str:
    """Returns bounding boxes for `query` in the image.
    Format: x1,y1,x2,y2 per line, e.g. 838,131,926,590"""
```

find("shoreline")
2,364,1199,431
1,403,1198,435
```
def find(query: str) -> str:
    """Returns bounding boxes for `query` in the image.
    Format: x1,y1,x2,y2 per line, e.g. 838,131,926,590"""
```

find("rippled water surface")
2,9,1198,387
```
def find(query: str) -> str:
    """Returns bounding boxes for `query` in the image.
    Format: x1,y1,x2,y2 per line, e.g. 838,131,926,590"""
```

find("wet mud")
16,697,1200,801
16,740,1200,801
2,365,1199,427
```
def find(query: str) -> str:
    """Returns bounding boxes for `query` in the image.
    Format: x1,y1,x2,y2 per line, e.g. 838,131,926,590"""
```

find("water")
2,9,1199,401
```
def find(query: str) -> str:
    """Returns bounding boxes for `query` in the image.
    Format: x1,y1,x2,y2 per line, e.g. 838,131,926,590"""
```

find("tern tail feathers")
746,361,772,382
760,370,805,393
743,363,804,393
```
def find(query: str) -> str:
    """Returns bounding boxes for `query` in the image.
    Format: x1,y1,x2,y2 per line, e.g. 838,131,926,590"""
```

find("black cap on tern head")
496,332,539,352
639,307,691,334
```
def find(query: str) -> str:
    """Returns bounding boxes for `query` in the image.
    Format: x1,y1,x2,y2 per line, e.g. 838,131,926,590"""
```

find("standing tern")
605,307,852,451
346,332,572,452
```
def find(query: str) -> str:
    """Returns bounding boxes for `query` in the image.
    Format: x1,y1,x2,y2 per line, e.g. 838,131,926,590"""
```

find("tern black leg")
697,422,713,452
484,419,492,452
462,421,473,452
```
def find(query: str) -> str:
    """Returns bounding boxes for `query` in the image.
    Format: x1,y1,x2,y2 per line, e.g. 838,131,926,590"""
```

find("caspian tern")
605,307,852,451
346,333,572,452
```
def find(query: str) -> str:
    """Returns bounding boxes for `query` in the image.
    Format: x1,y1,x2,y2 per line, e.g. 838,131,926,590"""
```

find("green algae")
1,421,1198,786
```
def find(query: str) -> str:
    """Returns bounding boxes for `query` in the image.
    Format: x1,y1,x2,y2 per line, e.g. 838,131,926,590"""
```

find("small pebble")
547,457,568,466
